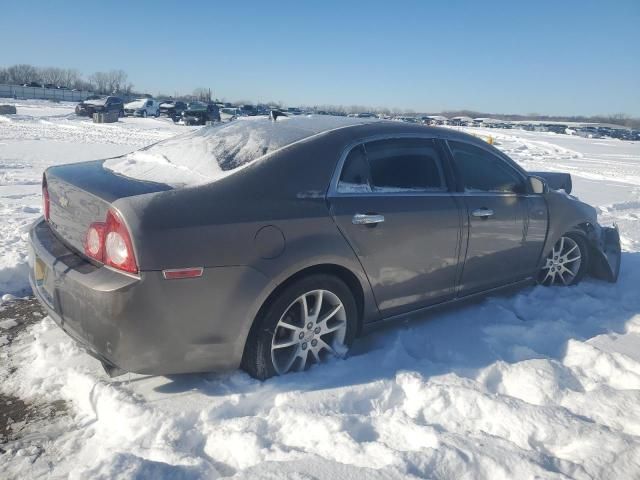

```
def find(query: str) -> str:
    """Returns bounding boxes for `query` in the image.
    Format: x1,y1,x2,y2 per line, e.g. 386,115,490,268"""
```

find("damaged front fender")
541,190,621,283
589,225,621,282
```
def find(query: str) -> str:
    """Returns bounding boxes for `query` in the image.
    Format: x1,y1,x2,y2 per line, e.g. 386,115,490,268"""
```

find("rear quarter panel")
115,130,381,326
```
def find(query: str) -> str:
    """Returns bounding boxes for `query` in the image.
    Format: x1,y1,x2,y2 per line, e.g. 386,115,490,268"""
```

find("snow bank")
104,115,375,187
4,261,640,479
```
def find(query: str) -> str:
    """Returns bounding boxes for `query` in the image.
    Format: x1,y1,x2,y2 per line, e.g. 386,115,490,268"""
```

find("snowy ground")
1,101,640,479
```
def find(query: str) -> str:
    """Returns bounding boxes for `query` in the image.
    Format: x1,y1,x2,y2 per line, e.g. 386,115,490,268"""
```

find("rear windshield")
103,115,376,187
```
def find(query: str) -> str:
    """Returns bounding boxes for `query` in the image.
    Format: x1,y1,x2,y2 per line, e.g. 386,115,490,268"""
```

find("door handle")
352,213,385,225
471,208,494,218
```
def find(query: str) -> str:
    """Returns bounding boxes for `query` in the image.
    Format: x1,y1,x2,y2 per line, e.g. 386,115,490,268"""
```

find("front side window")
337,138,446,193
448,141,524,193
366,138,446,191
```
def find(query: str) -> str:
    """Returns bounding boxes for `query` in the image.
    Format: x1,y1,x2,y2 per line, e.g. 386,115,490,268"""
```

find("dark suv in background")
75,96,125,117
181,102,221,125
159,101,187,121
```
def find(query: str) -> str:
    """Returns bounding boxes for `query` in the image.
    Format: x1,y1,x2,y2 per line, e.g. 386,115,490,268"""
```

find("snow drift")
104,115,376,187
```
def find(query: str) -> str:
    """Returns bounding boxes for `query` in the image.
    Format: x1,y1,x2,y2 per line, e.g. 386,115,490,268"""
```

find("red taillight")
104,209,138,274
83,209,138,274
84,222,106,261
42,175,50,221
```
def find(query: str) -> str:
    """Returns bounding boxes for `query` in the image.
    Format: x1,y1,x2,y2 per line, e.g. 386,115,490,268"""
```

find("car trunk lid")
45,160,172,254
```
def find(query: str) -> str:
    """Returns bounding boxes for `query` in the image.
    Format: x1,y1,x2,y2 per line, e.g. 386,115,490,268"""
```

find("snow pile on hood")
124,99,147,109
103,115,377,187
83,98,107,106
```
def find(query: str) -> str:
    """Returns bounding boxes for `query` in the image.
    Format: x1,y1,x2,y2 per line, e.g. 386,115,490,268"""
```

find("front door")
446,140,532,295
328,138,463,317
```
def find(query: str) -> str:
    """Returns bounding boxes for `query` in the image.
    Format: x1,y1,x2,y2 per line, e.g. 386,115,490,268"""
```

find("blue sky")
2,0,639,116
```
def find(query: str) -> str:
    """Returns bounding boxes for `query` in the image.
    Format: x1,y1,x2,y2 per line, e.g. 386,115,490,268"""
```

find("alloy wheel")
539,235,582,285
271,289,347,375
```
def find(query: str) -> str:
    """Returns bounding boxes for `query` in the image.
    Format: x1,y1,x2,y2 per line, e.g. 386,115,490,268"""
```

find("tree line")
0,64,133,95
1,63,637,129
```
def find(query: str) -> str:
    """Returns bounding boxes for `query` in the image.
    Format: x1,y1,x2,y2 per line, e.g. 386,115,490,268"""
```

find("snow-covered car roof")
104,115,378,187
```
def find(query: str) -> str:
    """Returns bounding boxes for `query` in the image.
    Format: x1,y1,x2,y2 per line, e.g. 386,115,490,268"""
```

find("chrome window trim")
327,133,451,198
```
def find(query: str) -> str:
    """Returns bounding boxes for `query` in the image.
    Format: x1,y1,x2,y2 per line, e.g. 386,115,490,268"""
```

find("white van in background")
124,98,160,117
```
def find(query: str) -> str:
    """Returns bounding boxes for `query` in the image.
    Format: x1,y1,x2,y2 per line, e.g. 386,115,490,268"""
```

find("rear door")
445,140,533,295
328,137,463,317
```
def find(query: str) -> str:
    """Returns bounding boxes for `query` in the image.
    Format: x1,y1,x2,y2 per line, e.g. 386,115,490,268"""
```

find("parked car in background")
239,104,257,116
576,127,602,139
30,117,621,380
124,98,160,117
181,101,221,125
75,96,124,117
159,100,187,121
22,82,42,88
220,107,240,122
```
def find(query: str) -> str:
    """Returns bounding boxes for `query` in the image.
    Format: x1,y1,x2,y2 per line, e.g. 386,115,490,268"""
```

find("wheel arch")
241,263,367,363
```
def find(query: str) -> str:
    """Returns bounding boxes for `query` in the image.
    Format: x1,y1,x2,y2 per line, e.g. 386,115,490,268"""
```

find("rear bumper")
28,219,270,376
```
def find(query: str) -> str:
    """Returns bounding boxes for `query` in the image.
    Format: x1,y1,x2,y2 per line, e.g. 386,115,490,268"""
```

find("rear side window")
448,141,524,193
338,145,371,193
338,138,446,193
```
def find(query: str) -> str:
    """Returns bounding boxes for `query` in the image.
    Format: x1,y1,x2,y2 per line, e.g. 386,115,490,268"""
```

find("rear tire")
538,233,590,286
242,274,358,380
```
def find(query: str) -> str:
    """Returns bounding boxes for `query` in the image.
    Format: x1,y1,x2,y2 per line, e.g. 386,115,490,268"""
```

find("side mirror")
529,175,548,194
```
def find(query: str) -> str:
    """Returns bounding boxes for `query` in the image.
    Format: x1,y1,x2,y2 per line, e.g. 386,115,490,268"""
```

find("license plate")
34,255,54,306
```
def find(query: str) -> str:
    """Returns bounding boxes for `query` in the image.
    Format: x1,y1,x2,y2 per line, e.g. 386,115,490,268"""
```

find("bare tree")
0,67,8,84
106,69,128,93
192,87,211,102
7,64,40,84
88,71,109,94
61,69,80,89
122,82,134,95
39,67,66,86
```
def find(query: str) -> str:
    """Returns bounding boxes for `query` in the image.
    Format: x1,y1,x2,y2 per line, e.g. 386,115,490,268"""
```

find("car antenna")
269,109,287,122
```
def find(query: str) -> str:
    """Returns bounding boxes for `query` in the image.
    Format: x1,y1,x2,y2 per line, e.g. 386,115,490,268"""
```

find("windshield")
187,102,207,111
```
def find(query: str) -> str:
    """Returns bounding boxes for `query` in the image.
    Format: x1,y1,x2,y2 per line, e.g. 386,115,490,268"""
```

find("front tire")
242,274,358,380
539,233,590,286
